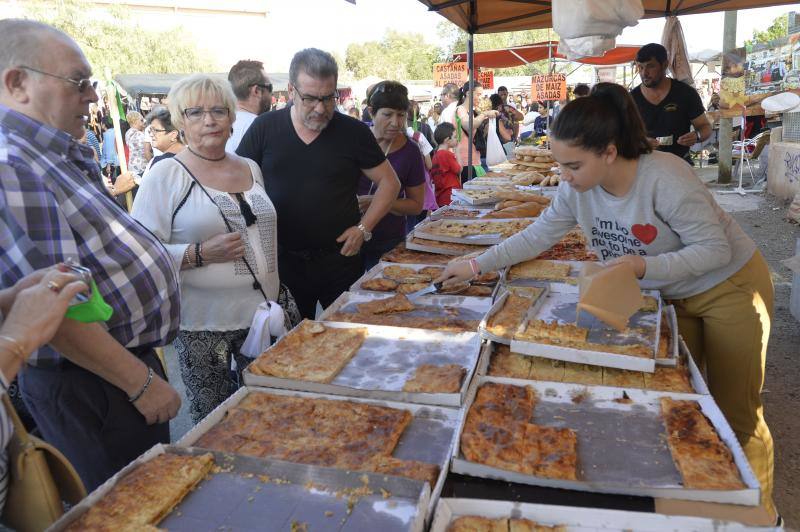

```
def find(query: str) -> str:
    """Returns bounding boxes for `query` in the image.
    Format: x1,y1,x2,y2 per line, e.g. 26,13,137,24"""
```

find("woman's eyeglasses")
183,107,230,122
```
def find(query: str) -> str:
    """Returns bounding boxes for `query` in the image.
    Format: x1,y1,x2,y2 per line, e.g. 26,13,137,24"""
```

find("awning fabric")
451,41,641,67
419,0,799,34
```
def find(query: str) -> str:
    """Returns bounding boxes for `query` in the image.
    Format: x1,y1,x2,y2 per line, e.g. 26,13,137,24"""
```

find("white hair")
0,19,71,74
167,74,237,131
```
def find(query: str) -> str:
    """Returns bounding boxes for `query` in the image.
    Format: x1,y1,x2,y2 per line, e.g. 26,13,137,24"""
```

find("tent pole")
718,10,737,184
468,31,474,181
546,32,552,134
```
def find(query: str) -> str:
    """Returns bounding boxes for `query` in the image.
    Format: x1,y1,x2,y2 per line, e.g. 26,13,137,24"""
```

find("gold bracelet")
0,334,27,364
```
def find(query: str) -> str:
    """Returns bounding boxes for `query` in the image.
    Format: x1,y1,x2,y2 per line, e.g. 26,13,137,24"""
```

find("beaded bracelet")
183,245,193,268
128,366,153,403
469,258,481,276
194,242,203,268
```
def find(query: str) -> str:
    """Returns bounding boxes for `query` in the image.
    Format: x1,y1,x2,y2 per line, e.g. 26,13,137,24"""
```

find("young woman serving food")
438,83,775,517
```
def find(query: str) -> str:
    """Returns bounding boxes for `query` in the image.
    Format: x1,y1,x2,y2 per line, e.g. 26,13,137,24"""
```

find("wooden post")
718,10,737,184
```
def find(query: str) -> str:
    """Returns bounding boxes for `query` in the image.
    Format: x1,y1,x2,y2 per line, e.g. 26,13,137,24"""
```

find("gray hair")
0,19,71,74
289,48,338,86
228,59,266,101
145,106,177,132
441,82,460,99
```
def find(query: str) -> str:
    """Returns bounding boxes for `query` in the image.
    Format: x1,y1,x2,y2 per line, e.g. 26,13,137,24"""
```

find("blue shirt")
101,128,118,167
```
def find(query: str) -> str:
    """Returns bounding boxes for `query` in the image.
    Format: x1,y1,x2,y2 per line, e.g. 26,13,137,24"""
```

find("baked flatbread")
250,321,367,383
361,278,399,292
383,265,418,281
486,293,537,339
418,266,445,278
517,320,589,344
357,294,415,315
449,516,508,532
402,364,466,393
508,259,571,281
661,398,746,489
396,282,431,294
488,345,533,379
66,453,214,531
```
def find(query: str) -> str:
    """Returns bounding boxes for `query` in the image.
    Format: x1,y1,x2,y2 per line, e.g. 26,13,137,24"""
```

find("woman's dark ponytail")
551,82,652,159
457,80,483,106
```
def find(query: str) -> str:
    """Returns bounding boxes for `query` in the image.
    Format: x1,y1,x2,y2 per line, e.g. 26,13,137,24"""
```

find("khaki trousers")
668,251,775,515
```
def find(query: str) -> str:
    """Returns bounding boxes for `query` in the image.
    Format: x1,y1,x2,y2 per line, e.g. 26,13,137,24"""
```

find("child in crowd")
430,123,462,206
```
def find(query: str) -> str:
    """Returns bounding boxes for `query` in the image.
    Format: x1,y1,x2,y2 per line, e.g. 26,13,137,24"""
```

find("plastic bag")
553,0,642,59
240,301,288,358
485,118,507,167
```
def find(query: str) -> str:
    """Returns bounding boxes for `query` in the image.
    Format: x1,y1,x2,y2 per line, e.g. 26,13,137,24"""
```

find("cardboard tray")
478,289,541,346
350,261,499,300
413,218,533,246
450,188,499,205
450,376,760,506
49,444,429,532
428,205,494,221
178,386,462,522
475,338,709,399
243,321,481,408
320,290,492,332
462,177,515,189
405,232,489,256
502,266,679,365
509,289,662,373
430,498,779,532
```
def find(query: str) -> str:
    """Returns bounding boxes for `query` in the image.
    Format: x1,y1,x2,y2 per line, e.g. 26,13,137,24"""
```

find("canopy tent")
452,41,641,68
417,0,800,34
114,73,292,101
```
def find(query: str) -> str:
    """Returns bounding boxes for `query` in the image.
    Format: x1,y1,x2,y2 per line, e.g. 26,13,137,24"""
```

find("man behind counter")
631,43,711,163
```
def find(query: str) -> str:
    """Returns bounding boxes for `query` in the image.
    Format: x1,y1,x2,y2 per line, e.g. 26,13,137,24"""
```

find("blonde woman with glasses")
131,74,291,423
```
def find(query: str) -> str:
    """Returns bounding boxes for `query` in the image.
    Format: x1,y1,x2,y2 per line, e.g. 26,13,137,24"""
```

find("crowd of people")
0,17,777,524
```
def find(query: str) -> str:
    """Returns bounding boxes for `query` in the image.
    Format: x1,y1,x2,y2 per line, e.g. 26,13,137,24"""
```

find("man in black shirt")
238,48,400,318
631,43,711,162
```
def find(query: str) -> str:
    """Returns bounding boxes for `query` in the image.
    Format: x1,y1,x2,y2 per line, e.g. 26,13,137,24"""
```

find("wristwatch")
357,222,372,242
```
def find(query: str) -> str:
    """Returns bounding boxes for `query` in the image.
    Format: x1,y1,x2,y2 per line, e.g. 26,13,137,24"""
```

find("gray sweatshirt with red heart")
476,150,755,300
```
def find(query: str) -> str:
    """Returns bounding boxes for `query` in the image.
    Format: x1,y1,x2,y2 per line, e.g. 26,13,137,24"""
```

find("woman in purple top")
358,81,425,270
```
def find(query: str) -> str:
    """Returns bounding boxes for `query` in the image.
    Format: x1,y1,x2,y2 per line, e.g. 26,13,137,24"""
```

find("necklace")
188,146,226,162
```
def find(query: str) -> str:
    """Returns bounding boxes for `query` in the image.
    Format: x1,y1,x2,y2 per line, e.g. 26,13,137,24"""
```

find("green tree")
745,14,789,48
345,30,441,80
437,21,555,76
22,0,214,75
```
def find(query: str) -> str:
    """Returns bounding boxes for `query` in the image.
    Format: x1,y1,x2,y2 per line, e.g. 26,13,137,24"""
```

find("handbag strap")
172,158,269,302
1,393,30,446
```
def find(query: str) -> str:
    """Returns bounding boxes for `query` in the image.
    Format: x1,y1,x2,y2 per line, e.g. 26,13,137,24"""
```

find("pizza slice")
563,362,603,386
508,259,571,281
382,265,418,281
486,293,535,339
396,282,431,294
402,364,466,393
517,320,589,344
527,424,579,481
529,357,565,382
361,278,399,292
661,398,745,490
510,519,567,532
250,321,367,383
488,345,533,379
603,367,646,389
448,516,508,532
363,456,440,488
357,293,415,315
645,365,693,393
66,453,214,531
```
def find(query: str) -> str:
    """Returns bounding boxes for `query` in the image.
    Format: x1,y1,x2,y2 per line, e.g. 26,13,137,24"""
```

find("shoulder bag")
1,394,86,532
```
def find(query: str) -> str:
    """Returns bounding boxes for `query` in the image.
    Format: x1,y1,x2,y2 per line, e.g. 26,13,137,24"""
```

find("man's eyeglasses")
294,88,339,107
254,83,273,93
183,107,230,122
19,65,97,93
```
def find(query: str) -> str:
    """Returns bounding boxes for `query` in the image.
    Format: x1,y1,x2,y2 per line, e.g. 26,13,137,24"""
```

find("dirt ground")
722,189,800,528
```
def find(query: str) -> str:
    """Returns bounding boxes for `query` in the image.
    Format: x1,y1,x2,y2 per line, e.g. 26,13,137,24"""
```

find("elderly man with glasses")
226,59,273,152
0,19,181,490
237,48,400,319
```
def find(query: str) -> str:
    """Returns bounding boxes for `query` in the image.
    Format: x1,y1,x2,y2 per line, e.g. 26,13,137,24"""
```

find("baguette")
495,200,523,210
495,188,552,205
